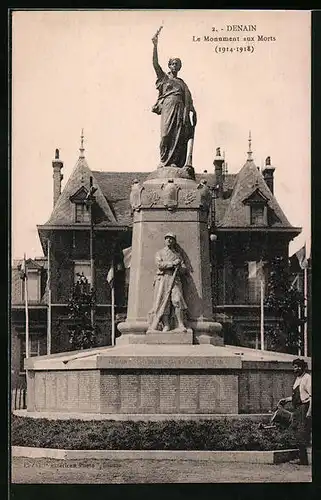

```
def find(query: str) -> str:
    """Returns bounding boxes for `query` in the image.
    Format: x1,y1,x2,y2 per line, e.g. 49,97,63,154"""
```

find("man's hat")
164,232,176,240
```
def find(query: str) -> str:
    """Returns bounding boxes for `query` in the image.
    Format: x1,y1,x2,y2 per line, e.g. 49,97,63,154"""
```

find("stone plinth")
25,345,240,415
25,345,311,416
145,329,193,344
116,328,193,345
118,167,223,345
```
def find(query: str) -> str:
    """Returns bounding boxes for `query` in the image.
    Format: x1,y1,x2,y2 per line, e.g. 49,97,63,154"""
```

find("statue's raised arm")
152,26,164,79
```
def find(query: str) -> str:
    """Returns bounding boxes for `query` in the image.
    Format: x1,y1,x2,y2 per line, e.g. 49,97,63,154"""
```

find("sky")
12,9,311,260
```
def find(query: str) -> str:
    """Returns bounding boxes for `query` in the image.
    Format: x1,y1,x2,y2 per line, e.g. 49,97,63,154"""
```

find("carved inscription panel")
179,375,199,412
199,374,220,412
120,374,139,412
139,374,159,412
99,371,238,415
159,374,179,413
101,373,120,412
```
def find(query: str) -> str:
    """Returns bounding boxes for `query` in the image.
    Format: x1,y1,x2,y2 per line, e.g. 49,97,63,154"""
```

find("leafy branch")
67,273,98,350
264,256,305,353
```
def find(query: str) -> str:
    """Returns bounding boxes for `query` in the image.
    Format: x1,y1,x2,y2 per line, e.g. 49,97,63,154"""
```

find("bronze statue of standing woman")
152,27,197,168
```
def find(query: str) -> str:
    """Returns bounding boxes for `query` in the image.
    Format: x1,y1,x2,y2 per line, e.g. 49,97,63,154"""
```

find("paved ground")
11,457,312,483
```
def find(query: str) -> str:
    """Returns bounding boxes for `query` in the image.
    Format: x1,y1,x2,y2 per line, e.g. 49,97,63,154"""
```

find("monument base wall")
25,345,309,416
27,369,239,415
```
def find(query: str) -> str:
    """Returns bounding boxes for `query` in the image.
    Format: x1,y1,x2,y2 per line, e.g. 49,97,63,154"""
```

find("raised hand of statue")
152,25,163,46
173,259,181,268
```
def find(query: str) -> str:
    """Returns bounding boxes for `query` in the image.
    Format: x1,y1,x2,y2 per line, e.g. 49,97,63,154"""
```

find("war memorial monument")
24,28,310,418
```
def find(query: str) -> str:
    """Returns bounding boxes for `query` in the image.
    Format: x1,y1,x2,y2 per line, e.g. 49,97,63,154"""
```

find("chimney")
262,156,275,194
213,147,224,197
52,148,63,206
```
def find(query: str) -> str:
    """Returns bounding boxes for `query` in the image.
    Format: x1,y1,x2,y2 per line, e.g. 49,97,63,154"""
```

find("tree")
67,273,98,350
264,256,306,353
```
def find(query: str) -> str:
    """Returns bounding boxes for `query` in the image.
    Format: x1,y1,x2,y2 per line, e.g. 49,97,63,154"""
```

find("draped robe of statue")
152,69,195,168
149,245,188,329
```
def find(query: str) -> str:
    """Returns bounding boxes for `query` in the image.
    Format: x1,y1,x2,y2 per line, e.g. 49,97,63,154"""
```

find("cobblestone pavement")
11,457,312,484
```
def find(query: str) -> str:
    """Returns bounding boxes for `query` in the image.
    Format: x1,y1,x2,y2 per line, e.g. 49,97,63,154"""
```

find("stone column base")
117,320,223,346
190,320,224,346
145,329,193,344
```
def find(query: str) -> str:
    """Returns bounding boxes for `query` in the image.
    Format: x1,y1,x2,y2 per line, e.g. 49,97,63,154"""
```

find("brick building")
11,138,302,387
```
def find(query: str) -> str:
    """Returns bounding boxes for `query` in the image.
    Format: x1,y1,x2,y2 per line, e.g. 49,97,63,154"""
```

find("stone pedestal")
118,167,222,345
145,329,193,345
25,345,311,416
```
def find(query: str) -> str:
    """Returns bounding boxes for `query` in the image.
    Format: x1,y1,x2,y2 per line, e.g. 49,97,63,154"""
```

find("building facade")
11,140,302,387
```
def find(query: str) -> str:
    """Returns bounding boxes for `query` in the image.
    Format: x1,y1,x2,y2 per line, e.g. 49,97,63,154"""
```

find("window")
21,270,40,302
247,261,266,304
250,205,265,225
74,261,91,284
75,203,90,223
233,265,247,303
248,275,261,303
19,336,46,372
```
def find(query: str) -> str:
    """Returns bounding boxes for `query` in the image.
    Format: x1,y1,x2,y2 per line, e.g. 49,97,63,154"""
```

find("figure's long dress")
153,71,194,167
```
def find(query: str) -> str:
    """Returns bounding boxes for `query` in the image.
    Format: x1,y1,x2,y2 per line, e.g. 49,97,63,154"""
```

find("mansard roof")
219,159,294,229
12,258,48,305
40,152,299,236
45,156,117,227
92,170,236,227
12,257,46,270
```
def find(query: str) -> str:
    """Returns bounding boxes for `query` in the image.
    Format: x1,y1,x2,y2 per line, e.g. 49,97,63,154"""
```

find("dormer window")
250,205,265,226
19,261,42,303
70,186,91,223
75,203,90,223
243,188,269,227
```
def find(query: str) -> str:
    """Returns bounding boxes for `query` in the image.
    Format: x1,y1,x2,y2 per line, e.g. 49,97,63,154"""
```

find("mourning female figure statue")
152,28,197,168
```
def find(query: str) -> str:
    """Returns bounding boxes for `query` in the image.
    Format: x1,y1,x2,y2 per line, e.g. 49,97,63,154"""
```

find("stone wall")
28,370,101,413
239,364,294,413
26,362,297,415
100,370,238,414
